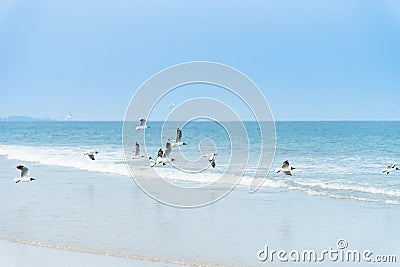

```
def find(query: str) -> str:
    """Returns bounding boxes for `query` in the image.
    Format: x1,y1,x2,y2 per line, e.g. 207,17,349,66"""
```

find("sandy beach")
1,155,399,266
0,240,184,267
2,0,399,265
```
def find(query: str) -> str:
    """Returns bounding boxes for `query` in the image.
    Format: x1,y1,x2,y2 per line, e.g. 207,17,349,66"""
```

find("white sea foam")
292,180,400,198
288,184,400,205
0,144,272,188
1,144,399,205
0,145,130,177
326,194,400,206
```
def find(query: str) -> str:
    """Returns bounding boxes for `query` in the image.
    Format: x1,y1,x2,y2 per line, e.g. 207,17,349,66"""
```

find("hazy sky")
0,0,399,121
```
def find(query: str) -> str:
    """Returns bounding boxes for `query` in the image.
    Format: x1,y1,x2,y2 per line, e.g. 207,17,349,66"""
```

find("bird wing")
388,163,395,168
157,149,164,158
282,160,290,169
211,159,216,168
176,128,182,142
156,156,164,164
135,143,140,156
164,142,172,157
139,119,146,126
20,166,29,177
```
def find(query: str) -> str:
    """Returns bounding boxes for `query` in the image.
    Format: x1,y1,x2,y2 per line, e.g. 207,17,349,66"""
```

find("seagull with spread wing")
136,119,149,131
171,128,187,148
381,163,399,175
14,165,36,183
203,153,217,168
132,142,144,159
275,160,296,176
84,151,98,160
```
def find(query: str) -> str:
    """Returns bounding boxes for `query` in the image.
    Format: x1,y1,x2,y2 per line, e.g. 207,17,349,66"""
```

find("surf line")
0,235,234,267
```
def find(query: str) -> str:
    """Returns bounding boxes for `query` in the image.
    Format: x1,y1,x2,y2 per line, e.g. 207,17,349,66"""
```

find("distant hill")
0,116,56,122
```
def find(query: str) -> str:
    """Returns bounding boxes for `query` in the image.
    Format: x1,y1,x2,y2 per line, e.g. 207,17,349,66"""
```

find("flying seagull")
149,148,166,167
275,160,296,176
157,148,164,158
149,146,175,167
136,119,149,131
171,128,187,148
84,151,98,160
148,157,157,167
163,140,175,161
168,102,175,109
381,163,399,175
132,142,144,159
203,153,217,168
14,165,36,183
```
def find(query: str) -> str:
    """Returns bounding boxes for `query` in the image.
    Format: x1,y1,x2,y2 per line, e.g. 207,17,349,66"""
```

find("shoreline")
1,156,399,266
1,151,399,207
0,239,193,267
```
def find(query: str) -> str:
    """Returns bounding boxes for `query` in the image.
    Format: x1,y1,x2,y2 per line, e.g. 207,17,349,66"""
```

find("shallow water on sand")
1,121,400,266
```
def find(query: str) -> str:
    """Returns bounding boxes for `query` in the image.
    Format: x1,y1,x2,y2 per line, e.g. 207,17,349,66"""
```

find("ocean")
0,121,399,266
0,121,399,205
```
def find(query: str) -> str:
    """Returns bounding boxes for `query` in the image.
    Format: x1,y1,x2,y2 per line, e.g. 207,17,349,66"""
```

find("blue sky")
0,0,399,121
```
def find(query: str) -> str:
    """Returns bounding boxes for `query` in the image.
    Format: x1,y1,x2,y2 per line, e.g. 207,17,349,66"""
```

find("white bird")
275,160,296,176
163,140,175,161
203,153,217,168
136,119,149,131
171,128,187,148
381,163,399,175
149,157,157,167
14,165,36,183
149,146,175,167
132,142,144,159
149,149,165,167
168,102,175,109
84,151,98,160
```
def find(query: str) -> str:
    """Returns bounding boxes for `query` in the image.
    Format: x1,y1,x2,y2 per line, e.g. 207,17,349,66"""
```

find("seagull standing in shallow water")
275,160,296,176
136,119,149,131
381,163,399,175
14,165,36,183
203,153,217,168
171,128,187,148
